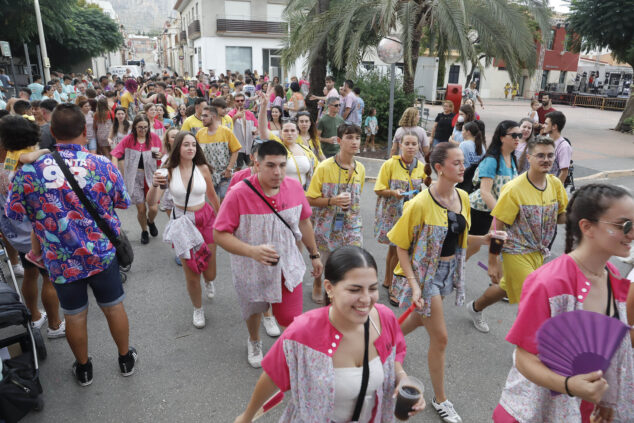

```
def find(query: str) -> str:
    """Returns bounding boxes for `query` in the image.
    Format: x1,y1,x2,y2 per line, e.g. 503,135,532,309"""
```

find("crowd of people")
0,67,632,423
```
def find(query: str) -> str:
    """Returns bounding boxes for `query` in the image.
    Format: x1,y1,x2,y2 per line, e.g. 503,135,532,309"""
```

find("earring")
327,291,334,301
439,171,444,176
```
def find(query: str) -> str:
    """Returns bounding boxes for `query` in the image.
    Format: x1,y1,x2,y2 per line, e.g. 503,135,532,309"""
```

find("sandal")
388,287,399,307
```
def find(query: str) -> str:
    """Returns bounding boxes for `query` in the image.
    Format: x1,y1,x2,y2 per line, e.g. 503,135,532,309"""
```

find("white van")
109,65,143,79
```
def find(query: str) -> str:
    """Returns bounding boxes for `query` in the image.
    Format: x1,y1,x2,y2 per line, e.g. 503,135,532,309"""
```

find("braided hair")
564,183,632,253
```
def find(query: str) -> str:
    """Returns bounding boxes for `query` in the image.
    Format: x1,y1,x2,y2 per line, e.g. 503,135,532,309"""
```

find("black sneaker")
141,231,149,244
147,221,158,237
118,347,138,376
72,357,93,386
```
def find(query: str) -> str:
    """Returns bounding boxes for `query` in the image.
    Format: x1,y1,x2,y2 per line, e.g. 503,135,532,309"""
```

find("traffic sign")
0,41,11,57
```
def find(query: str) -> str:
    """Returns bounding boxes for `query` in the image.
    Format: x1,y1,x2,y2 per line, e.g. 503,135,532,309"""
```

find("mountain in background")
109,0,176,34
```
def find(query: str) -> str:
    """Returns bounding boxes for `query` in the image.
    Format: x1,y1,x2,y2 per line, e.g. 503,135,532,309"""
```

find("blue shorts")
214,177,230,200
52,258,125,315
426,259,456,297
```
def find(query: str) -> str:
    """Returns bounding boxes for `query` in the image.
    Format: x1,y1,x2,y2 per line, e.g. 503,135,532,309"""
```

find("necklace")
569,253,606,279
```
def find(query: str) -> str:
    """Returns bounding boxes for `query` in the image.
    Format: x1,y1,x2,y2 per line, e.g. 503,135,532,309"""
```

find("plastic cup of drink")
340,192,351,211
151,146,160,158
156,168,168,189
394,376,424,421
489,230,508,255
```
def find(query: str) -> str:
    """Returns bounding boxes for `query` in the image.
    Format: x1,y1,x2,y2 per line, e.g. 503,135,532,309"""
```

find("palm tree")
282,0,551,94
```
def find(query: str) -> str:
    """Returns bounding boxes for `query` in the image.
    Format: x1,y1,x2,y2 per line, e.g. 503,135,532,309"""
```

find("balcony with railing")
216,15,287,37
188,20,201,40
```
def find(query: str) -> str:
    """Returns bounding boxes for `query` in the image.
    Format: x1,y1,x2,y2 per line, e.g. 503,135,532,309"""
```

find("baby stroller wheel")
120,271,127,284
32,329,47,361
119,264,131,273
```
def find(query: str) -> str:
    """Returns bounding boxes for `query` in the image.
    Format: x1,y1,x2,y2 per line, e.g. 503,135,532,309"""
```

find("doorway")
263,49,282,81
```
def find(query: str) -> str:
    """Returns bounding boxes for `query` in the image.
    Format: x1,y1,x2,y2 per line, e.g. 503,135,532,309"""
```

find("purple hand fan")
537,310,630,395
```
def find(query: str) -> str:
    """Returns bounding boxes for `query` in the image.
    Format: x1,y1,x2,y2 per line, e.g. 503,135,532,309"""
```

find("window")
226,47,252,73
547,29,556,50
448,65,460,84
559,71,567,84
225,1,251,19
267,4,285,21
196,3,199,19
362,61,375,71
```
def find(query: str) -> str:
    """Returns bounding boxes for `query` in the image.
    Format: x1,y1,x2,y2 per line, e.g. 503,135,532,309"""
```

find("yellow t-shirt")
306,157,365,199
220,115,234,131
491,173,567,255
374,156,427,193
182,114,204,132
195,126,242,153
4,147,36,171
389,189,471,276
120,91,134,110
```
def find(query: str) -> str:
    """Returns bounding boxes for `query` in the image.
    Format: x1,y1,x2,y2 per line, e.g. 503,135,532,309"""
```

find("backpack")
555,137,575,192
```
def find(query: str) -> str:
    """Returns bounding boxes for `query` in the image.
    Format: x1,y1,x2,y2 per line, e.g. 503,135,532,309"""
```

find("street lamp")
377,36,403,158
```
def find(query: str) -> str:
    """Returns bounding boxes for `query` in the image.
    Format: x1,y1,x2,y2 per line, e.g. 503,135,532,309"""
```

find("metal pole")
9,55,18,98
33,0,51,83
23,44,33,84
36,45,44,80
387,63,396,158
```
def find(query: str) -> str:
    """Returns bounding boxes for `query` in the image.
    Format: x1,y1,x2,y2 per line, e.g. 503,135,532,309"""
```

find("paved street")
19,172,634,422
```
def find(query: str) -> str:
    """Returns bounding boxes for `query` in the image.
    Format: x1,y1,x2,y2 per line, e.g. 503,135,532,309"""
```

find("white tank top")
332,356,384,422
286,155,311,185
332,317,384,422
169,165,207,208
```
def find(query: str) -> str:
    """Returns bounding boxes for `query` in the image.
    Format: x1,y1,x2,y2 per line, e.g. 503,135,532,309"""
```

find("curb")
575,169,634,181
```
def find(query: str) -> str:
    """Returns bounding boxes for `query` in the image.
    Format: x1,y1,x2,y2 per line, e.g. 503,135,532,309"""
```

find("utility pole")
33,0,51,83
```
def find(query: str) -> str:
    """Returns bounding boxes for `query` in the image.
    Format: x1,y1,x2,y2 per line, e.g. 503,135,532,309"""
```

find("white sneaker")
262,316,281,337
31,311,47,329
192,307,205,328
467,300,489,333
204,281,215,299
47,320,66,339
432,398,463,423
12,263,24,277
247,338,263,368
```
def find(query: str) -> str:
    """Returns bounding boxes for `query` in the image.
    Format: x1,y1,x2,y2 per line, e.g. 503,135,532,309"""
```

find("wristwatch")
309,252,321,259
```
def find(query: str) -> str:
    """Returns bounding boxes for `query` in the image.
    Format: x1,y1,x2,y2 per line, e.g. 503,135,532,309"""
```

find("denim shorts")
426,259,456,297
214,177,230,200
87,138,97,151
52,257,125,315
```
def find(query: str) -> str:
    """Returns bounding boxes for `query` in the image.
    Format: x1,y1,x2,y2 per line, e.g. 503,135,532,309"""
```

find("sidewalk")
358,98,634,181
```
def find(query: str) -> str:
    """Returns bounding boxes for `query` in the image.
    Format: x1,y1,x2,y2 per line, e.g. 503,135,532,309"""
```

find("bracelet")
152,184,159,188
564,376,574,397
327,198,331,206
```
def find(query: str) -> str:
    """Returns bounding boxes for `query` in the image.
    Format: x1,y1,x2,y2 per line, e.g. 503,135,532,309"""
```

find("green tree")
282,0,550,94
0,0,123,71
567,0,634,131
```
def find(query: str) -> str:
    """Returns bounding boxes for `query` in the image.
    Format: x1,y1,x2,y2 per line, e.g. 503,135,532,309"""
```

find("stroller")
0,239,45,422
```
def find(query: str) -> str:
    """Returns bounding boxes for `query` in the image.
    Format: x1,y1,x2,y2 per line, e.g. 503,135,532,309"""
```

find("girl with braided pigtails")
493,183,634,423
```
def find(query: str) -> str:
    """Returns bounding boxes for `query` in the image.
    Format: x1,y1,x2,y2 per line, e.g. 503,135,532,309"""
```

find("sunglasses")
331,104,341,107
508,133,523,139
597,219,632,235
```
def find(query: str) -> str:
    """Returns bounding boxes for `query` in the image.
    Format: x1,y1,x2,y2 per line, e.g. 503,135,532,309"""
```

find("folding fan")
536,310,630,395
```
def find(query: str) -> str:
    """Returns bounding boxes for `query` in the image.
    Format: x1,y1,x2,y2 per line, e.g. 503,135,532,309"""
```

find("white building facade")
174,0,302,79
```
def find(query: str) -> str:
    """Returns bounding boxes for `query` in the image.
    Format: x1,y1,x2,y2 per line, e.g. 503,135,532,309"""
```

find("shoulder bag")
51,151,134,267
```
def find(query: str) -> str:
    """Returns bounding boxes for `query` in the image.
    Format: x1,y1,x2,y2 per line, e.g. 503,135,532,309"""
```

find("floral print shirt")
373,156,426,244
306,157,365,252
262,304,406,422
499,255,634,422
6,144,130,284
492,173,568,256
387,188,471,316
